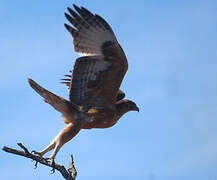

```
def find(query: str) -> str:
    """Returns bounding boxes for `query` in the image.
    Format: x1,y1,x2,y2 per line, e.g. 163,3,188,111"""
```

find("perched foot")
31,150,44,169
44,157,56,174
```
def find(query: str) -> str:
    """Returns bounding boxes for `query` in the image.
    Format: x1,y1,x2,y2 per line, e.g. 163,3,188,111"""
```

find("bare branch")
2,143,77,180
69,154,77,179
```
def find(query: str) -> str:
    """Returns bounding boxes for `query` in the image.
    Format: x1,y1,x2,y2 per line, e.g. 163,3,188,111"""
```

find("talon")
44,157,56,174
51,167,55,174
31,150,43,169
34,161,38,169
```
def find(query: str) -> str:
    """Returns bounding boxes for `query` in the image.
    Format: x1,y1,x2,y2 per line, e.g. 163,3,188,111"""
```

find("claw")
31,159,38,169
31,150,43,169
34,161,38,169
44,157,56,174
51,167,55,174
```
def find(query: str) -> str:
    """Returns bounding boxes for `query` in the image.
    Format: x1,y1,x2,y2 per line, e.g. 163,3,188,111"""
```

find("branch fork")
2,143,77,180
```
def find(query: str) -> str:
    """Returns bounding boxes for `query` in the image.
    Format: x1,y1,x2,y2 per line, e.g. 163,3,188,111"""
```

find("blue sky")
1,0,217,179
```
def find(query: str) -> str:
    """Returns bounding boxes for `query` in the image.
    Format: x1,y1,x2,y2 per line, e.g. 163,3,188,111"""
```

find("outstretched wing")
64,5,118,56
64,5,128,107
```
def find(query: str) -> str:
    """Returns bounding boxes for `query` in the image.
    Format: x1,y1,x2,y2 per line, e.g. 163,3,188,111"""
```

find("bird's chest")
82,107,116,129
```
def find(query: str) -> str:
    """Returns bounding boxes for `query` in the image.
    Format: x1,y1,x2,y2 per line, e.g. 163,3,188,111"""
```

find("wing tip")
65,13,73,24
64,23,75,34
67,7,78,18
73,4,80,11
67,7,72,12
64,12,68,17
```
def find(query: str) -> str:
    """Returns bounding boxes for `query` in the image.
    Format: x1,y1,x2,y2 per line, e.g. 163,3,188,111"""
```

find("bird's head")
116,99,139,113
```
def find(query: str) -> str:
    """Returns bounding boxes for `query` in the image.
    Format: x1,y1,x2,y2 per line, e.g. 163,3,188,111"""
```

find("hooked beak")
134,106,139,112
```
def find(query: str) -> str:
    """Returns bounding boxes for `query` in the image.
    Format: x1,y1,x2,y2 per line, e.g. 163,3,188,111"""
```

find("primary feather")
64,4,117,56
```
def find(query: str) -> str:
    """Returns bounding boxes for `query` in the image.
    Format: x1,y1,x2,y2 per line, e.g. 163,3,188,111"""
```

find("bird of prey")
28,4,139,162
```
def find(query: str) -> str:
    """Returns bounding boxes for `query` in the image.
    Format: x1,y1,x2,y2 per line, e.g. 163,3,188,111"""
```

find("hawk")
28,4,139,162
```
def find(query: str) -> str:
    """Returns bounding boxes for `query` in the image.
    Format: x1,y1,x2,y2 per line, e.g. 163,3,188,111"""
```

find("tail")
28,78,80,114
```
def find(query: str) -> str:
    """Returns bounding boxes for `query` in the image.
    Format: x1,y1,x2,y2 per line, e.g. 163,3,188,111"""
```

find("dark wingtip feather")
81,6,94,16
67,7,71,12
73,4,80,11
64,23,70,30
73,4,83,17
65,13,73,24
68,7,79,18
64,12,69,18
64,23,76,34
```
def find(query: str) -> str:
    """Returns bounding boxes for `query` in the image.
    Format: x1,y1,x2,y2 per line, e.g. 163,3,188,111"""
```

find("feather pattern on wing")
64,4,118,56
62,5,128,109
69,56,111,105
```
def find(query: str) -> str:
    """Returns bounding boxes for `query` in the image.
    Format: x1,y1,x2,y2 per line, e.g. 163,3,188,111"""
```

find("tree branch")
2,143,77,180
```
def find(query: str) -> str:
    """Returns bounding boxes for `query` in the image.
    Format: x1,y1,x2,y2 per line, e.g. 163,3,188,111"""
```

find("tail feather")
28,78,80,114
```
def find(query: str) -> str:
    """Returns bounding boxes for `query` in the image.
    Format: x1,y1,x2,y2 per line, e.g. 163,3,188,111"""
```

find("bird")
28,4,139,163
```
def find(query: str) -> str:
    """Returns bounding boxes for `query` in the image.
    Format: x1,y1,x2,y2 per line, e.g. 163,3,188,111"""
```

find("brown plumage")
28,4,139,161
